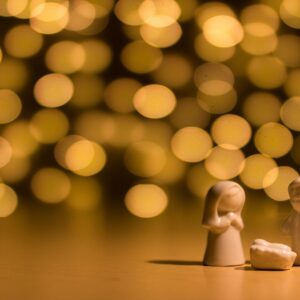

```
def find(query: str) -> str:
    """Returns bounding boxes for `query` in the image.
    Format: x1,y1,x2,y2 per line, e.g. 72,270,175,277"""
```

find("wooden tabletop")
0,192,297,300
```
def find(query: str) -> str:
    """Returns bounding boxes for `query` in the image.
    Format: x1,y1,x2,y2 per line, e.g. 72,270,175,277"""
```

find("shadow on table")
147,260,203,266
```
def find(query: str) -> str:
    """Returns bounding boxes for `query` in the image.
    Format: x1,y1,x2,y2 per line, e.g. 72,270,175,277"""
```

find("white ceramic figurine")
282,177,300,265
202,181,245,266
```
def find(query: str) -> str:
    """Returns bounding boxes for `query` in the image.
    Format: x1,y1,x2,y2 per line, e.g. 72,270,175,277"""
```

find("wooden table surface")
0,192,297,300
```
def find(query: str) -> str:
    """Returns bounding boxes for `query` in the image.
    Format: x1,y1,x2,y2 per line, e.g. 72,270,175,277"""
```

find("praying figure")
202,181,245,266
282,177,300,265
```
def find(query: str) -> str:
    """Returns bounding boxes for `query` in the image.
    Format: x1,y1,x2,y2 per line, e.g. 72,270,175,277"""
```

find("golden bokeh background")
0,0,300,221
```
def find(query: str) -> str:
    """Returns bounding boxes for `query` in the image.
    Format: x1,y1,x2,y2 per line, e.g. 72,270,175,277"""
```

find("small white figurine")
282,177,300,265
202,181,245,266
250,239,296,270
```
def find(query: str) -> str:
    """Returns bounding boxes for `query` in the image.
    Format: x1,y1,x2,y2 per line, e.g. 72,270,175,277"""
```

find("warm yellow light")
197,88,237,114
204,146,245,180
0,58,28,91
254,122,293,158
0,183,18,217
125,184,168,218
3,120,39,157
45,41,86,74
242,92,281,127
284,69,300,97
0,89,22,124
239,154,277,189
138,0,181,27
133,84,176,119
71,74,104,108
80,39,112,74
240,23,278,55
171,127,212,163
34,73,74,108
0,156,30,183
67,0,96,32
153,152,186,184
65,139,95,171
151,53,192,88
195,2,235,29
6,0,45,19
4,24,43,58
275,35,300,67
169,97,210,129
247,56,287,89
66,176,102,211
280,97,300,131
114,0,144,26
104,78,141,113
65,140,107,176
203,15,244,48
176,0,197,22
240,4,280,30
264,166,299,201
30,2,69,34
194,34,235,63
211,114,252,149
54,135,84,169
280,0,300,29
124,141,166,177
194,63,234,96
0,137,12,168
91,0,114,18
121,40,163,74
186,163,218,199
31,167,71,203
140,21,182,48
29,109,69,144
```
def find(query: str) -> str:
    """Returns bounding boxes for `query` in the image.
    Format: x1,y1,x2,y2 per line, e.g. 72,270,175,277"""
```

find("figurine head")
288,177,300,213
202,181,245,229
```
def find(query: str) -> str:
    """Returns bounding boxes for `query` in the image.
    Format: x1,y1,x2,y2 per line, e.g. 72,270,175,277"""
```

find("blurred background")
0,0,299,256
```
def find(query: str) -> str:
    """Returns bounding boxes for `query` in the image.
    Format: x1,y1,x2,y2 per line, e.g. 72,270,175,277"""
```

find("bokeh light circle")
34,73,74,107
204,146,245,180
104,78,140,113
0,89,22,124
133,84,176,119
239,154,277,189
194,63,234,96
264,166,299,201
280,97,300,131
254,122,293,158
4,24,43,58
247,56,287,89
0,183,18,217
171,127,212,163
203,15,244,48
0,137,12,168
197,88,237,114
242,92,281,127
121,40,163,74
211,114,252,149
31,168,71,203
30,109,69,144
45,40,86,74
125,184,168,218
